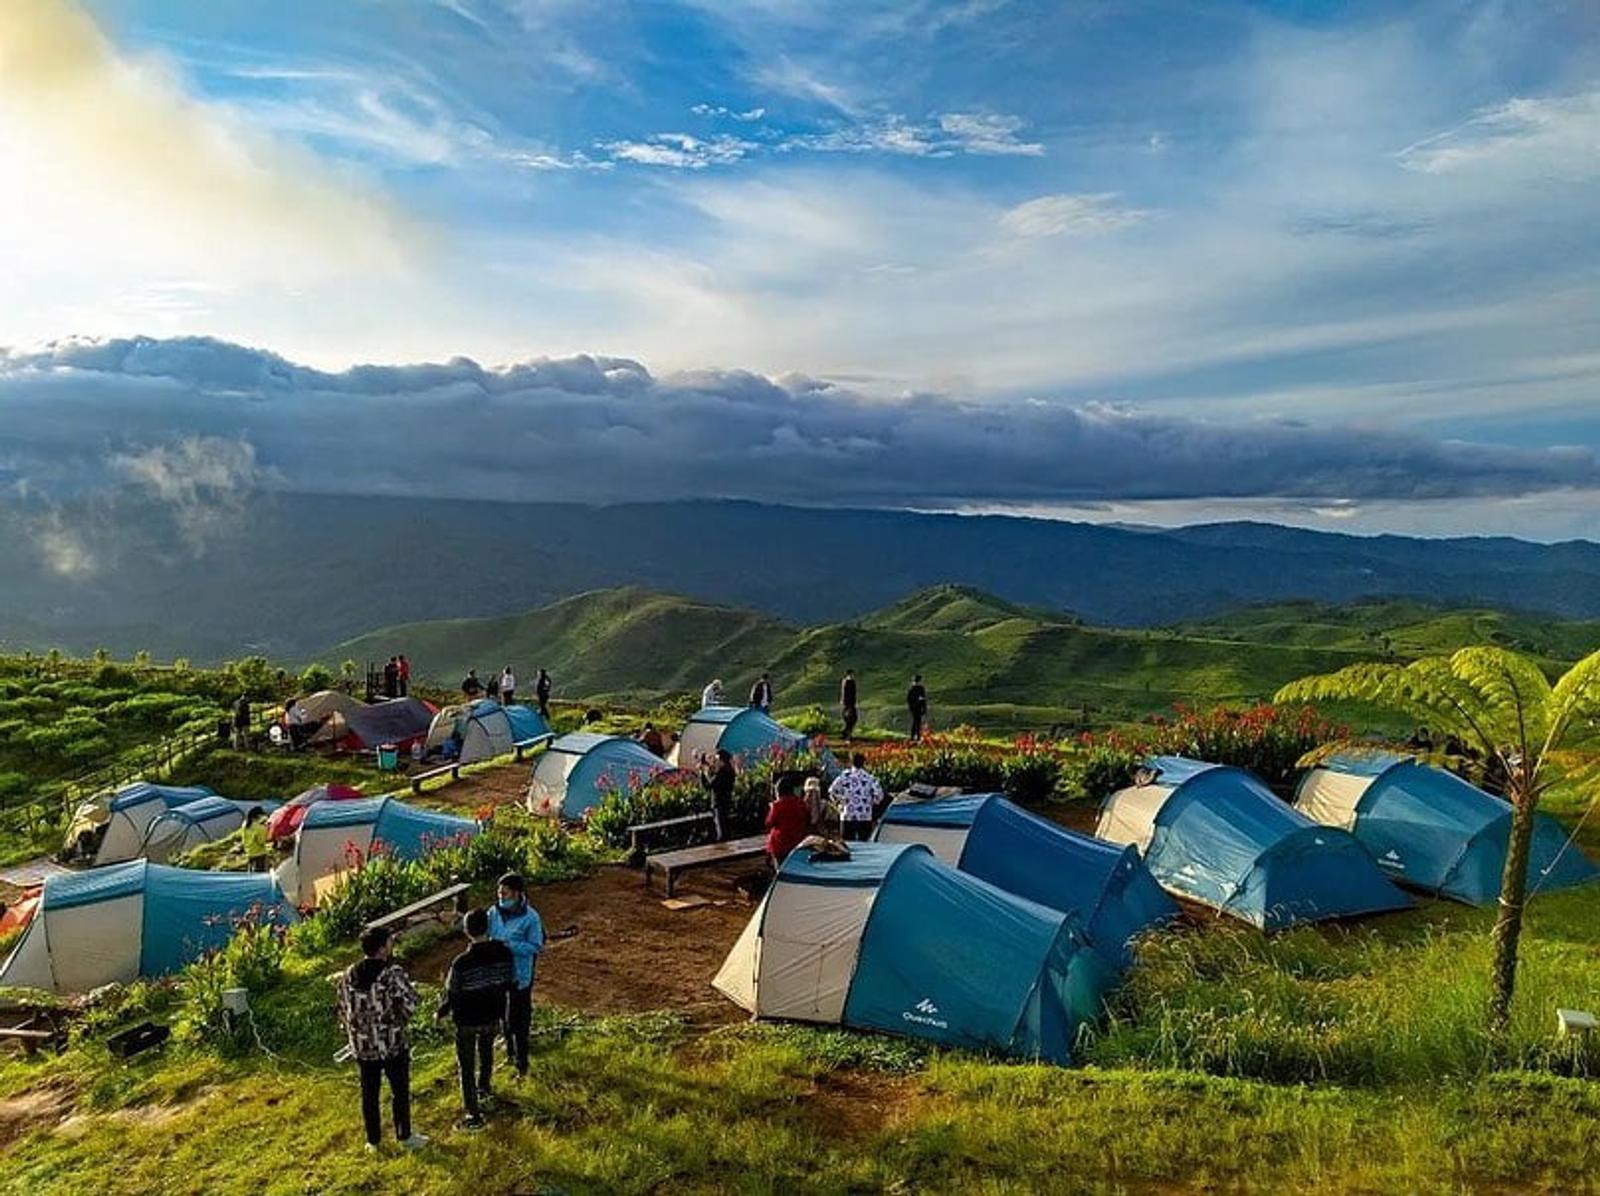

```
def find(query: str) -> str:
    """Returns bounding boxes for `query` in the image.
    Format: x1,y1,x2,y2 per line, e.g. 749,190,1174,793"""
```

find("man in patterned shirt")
828,752,884,842
337,926,428,1152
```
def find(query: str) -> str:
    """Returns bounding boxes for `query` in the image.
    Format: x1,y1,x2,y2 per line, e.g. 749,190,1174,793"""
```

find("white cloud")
1000,193,1147,238
691,103,767,121
600,133,758,169
937,113,1044,157
1395,90,1600,179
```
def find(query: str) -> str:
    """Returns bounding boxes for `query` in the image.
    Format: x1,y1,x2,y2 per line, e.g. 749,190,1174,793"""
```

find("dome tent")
675,706,808,769
276,796,478,906
309,696,435,753
875,794,1178,965
424,700,551,764
526,732,682,821
1295,753,1598,905
84,782,217,865
0,860,296,994
141,796,279,865
714,842,1116,1064
265,784,365,845
1097,756,1411,929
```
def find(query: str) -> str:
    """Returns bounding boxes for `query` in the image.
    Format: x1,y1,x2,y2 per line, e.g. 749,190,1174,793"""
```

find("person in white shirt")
828,753,884,842
701,679,724,708
500,666,516,705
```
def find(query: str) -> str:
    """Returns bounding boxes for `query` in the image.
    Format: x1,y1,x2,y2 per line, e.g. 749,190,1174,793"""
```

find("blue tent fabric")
164,795,276,827
879,795,1177,965
562,737,673,819
1142,758,1411,929
109,782,215,814
687,707,809,761
1321,758,1599,904
301,796,476,856
501,704,551,742
823,845,1115,1063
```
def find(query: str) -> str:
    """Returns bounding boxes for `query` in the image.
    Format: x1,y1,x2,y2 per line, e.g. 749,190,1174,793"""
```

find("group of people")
461,666,553,717
336,871,545,1148
701,669,932,743
380,656,412,699
763,752,887,868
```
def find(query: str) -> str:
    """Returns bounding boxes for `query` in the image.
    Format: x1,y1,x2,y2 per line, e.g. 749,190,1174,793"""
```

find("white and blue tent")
91,782,218,865
1295,753,1598,905
141,796,279,865
0,860,296,994
1097,756,1411,929
714,841,1117,1064
876,794,1178,965
276,796,478,906
424,700,551,764
526,733,681,821
676,706,808,769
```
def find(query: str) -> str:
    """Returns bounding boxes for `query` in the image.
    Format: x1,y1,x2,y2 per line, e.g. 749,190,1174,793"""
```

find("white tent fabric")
527,749,583,815
141,803,249,864
1096,784,1174,853
873,820,970,865
0,895,143,992
298,690,365,723
1293,769,1372,830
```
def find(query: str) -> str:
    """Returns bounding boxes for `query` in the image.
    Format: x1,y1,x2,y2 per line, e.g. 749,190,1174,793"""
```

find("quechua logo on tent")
903,998,948,1029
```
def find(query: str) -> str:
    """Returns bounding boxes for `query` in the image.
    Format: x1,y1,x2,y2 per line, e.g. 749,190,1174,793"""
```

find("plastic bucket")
377,743,399,771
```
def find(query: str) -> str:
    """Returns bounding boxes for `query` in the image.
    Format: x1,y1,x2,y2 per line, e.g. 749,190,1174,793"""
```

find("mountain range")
2,493,1597,662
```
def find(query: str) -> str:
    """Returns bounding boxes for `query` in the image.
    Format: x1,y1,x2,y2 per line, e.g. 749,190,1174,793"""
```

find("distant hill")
3,493,1598,661
326,585,1600,732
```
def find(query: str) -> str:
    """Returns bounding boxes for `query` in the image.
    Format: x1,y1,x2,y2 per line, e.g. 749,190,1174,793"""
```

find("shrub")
175,907,293,1050
299,663,335,692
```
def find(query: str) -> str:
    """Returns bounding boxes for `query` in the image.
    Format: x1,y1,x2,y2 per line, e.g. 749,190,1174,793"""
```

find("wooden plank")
364,882,470,933
410,763,462,794
645,835,766,897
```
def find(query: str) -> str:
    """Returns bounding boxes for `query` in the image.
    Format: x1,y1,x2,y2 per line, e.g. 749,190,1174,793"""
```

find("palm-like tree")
1277,646,1600,1035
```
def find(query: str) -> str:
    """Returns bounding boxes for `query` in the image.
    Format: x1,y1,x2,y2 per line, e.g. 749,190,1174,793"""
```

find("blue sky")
0,0,1597,538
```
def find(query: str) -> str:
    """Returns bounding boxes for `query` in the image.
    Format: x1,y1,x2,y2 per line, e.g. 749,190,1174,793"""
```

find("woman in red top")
764,775,811,870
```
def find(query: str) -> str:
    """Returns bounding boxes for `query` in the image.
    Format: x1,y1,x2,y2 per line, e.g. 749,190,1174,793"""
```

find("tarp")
312,697,436,752
526,733,682,820
876,794,1178,965
714,842,1117,1064
276,796,479,906
675,705,809,770
0,860,297,994
1296,755,1599,905
1098,756,1411,929
141,796,278,865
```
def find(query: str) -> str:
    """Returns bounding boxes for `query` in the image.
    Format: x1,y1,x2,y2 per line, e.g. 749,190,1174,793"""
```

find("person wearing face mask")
486,872,544,1077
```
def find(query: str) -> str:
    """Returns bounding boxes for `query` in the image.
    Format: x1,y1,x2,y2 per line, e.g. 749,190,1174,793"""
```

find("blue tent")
141,795,279,864
678,706,809,769
85,782,218,864
1097,756,1412,929
280,796,478,904
1296,753,1598,905
0,860,297,993
526,732,680,820
714,842,1117,1064
876,794,1177,965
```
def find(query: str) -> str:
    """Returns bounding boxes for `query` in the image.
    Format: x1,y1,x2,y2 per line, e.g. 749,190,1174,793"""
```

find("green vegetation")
327,586,1600,735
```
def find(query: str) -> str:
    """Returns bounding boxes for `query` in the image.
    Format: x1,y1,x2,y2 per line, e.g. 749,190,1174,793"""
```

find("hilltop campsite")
0,608,1595,1194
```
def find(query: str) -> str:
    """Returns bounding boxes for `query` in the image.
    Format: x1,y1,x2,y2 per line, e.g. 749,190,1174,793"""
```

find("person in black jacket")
535,669,552,719
839,670,858,742
436,908,516,1129
702,748,737,840
906,674,928,742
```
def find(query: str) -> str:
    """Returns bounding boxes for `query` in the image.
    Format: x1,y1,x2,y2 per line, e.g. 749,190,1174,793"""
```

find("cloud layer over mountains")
2,336,1595,510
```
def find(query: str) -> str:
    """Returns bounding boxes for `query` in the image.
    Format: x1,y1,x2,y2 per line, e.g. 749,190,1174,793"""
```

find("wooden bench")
627,811,716,866
513,734,553,761
0,1010,67,1056
645,836,767,897
363,882,471,937
409,734,553,793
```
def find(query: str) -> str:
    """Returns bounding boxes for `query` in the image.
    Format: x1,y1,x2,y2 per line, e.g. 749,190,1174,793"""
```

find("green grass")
164,750,384,802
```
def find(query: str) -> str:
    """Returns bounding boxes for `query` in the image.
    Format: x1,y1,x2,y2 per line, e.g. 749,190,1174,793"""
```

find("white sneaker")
364,1143,380,1155
399,1132,430,1151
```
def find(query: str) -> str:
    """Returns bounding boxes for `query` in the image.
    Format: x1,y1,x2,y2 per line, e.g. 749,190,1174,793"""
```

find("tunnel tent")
424,700,551,763
675,706,808,769
1295,753,1599,905
275,796,479,906
526,732,682,821
714,841,1117,1064
140,796,279,865
1097,756,1411,929
87,782,218,865
0,860,297,994
876,793,1178,965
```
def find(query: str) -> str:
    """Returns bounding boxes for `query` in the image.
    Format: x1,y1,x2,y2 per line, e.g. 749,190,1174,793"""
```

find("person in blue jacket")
486,871,544,1076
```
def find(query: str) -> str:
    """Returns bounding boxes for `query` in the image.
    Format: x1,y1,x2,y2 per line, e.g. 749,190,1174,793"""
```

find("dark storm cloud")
2,335,1595,507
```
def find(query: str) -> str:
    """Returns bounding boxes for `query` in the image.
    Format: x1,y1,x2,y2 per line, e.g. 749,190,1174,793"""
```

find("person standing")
397,655,411,697
383,657,400,699
640,722,666,757
436,908,515,1130
702,748,737,840
829,752,885,841
701,678,725,709
500,665,516,706
336,927,428,1152
765,774,810,869
231,694,251,751
748,672,773,712
802,775,830,835
906,674,928,742
487,873,544,1078
839,670,859,742
535,669,552,719
462,669,483,699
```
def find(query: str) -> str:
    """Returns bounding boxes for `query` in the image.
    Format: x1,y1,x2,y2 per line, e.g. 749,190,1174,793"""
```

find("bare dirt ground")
411,762,532,813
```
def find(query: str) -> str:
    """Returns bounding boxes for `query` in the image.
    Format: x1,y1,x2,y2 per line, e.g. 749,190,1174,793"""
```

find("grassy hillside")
326,586,1600,732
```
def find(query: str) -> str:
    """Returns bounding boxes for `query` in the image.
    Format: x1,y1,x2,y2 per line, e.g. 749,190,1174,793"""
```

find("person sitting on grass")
437,908,516,1130
765,773,811,870
336,926,428,1153
488,872,545,1078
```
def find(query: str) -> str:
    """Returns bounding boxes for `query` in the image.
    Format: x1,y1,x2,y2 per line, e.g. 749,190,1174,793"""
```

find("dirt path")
413,862,757,1025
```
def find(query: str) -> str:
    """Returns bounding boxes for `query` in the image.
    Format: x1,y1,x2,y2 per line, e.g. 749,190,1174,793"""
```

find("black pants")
538,697,549,718
841,706,858,741
504,985,532,1074
454,1026,495,1116
909,711,924,741
843,819,873,842
358,1050,411,1145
